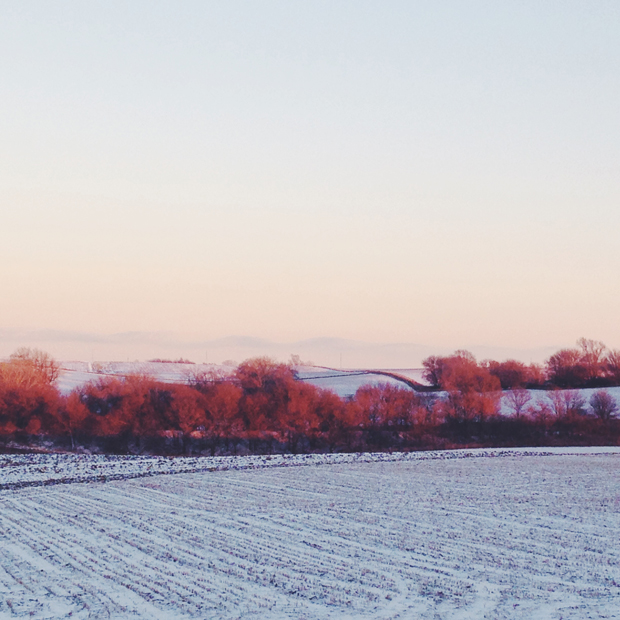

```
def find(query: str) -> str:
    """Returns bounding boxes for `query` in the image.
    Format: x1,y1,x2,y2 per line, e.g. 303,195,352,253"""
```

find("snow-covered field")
56,362,421,397
1,448,619,619
56,361,236,395
294,367,412,397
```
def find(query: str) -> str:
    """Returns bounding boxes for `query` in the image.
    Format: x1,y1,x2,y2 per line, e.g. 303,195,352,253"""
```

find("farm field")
1,449,619,619
294,367,417,397
55,362,419,398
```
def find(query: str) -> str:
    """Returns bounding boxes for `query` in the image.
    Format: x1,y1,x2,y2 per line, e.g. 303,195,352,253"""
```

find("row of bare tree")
420,347,618,422
422,338,620,390
0,346,618,455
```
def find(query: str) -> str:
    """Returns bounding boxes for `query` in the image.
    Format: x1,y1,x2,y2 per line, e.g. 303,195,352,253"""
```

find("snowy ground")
1,448,619,619
294,367,413,397
56,362,422,397
56,361,236,395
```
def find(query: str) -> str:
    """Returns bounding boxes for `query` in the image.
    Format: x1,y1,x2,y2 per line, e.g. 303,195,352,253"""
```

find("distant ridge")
0,329,560,368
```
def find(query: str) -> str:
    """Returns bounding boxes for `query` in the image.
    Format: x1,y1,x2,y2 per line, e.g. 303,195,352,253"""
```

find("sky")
1,1,619,365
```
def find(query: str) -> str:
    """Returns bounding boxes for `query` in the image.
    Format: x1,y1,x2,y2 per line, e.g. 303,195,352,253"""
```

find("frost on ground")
0,450,619,619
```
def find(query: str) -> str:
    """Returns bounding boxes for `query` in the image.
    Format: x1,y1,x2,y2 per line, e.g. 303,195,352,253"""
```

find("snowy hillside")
56,361,236,395
56,361,426,398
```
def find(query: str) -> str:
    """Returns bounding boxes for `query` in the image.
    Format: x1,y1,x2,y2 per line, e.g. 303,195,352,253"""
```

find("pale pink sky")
1,2,619,365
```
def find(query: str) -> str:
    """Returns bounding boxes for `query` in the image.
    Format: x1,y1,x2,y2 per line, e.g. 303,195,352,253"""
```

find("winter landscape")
4,3,620,618
2,345,620,618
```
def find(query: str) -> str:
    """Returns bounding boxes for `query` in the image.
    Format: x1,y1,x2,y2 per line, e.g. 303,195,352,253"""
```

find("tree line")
423,338,620,390
0,342,619,456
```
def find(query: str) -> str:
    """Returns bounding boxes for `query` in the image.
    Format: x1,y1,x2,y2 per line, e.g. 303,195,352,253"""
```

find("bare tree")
8,347,60,385
547,390,566,419
422,355,444,388
589,390,618,420
605,349,620,385
548,389,586,419
546,349,584,387
577,338,607,383
486,360,530,389
504,388,531,418
528,400,553,426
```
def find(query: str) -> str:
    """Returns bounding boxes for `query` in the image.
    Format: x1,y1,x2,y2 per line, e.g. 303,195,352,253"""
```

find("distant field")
1,449,619,619
56,361,235,395
294,366,419,396
56,361,426,397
